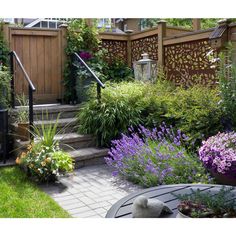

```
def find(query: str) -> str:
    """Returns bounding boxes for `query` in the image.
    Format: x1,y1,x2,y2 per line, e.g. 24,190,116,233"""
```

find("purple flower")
199,132,236,176
104,123,205,187
79,51,93,60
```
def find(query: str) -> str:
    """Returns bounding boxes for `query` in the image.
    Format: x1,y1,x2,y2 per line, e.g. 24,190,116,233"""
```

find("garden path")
41,164,141,218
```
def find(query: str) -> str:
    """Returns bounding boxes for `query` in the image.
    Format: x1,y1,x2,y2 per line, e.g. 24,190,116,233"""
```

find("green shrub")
77,81,146,146
217,43,236,127
78,80,223,148
105,59,133,82
17,144,74,183
0,67,11,109
144,85,223,147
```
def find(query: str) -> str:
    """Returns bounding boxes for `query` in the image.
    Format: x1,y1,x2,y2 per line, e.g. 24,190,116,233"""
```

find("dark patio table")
105,184,236,218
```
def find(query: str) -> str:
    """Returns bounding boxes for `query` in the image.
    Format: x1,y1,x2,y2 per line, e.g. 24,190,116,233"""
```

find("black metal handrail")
73,52,105,146
73,52,105,101
9,51,36,139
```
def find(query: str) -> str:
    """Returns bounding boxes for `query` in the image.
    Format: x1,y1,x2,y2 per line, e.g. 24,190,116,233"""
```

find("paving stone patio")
41,164,141,218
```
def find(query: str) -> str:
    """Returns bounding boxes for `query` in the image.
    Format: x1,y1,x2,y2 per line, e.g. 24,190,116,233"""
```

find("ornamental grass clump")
105,123,212,187
199,132,236,178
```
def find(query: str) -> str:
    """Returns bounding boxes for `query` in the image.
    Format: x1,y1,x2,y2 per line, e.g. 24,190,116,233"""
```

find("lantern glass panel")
133,53,157,83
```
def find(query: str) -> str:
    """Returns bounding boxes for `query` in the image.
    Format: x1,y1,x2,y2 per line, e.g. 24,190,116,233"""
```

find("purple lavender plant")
199,132,236,177
105,123,211,187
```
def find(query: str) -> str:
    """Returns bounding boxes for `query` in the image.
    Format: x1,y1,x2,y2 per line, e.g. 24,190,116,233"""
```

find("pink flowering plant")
105,123,212,187
199,132,236,177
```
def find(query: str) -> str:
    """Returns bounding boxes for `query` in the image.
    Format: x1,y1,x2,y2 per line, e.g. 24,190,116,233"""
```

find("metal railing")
73,52,105,102
9,51,36,139
73,52,105,146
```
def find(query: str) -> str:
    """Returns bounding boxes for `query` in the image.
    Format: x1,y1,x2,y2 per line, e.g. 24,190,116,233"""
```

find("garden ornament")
132,195,173,218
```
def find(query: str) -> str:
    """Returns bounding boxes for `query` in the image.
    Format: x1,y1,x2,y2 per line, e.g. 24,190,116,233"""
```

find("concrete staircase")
13,104,109,168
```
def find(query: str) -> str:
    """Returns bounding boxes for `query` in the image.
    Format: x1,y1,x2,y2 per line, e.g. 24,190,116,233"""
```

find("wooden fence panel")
9,28,63,104
164,39,216,86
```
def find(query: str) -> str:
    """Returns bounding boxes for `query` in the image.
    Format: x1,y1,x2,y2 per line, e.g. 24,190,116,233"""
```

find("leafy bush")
78,80,222,148
64,19,107,103
199,132,236,177
104,59,133,82
105,124,212,187
0,66,11,109
77,81,146,146
159,85,223,147
216,43,236,127
16,144,74,183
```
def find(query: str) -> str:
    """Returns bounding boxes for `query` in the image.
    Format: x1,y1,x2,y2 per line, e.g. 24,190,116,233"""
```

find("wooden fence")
3,26,67,104
100,21,236,86
2,22,236,104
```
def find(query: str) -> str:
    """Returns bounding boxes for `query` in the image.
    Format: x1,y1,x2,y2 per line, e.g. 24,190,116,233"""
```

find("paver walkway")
41,164,141,218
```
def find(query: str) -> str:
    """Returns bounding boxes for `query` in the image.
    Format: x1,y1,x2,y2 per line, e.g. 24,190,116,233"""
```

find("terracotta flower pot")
17,123,30,141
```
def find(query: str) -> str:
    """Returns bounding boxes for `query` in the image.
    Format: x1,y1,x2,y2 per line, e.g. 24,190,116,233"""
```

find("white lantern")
133,53,157,83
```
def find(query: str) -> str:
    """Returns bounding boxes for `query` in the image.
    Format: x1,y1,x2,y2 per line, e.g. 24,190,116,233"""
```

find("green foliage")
0,167,70,218
104,58,133,82
0,22,9,66
31,112,60,148
78,80,223,148
174,186,236,217
0,66,11,109
65,19,100,55
139,18,231,30
51,151,74,173
160,85,223,146
16,94,29,123
217,43,236,127
77,81,145,146
64,19,104,103
17,113,74,183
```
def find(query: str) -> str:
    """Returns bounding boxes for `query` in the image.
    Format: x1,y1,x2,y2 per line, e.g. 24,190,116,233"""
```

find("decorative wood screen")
101,39,127,63
131,35,158,63
164,40,216,86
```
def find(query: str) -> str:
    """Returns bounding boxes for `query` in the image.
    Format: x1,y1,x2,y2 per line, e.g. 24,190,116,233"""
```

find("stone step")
34,117,78,133
14,132,96,152
12,104,80,121
69,147,109,168
55,133,96,150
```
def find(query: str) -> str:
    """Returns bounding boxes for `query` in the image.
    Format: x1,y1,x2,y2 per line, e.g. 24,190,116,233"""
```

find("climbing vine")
63,19,106,103
0,21,11,108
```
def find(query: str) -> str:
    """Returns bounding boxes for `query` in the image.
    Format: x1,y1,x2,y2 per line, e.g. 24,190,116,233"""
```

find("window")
97,18,111,28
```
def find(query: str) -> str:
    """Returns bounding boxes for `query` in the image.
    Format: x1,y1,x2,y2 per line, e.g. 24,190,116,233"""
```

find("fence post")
127,35,132,67
2,22,10,46
59,23,68,104
157,20,166,68
192,19,201,31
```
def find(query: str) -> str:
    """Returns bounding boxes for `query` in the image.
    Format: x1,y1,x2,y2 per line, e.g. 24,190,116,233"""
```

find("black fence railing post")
9,52,15,108
97,83,102,147
28,86,34,140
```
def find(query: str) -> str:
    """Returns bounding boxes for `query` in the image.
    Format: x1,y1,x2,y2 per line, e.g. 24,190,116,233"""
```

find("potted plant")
199,132,236,185
16,114,74,183
174,187,236,218
16,94,29,141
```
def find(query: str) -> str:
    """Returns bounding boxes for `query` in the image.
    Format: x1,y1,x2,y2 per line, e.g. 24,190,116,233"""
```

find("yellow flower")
41,161,46,167
15,157,21,165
